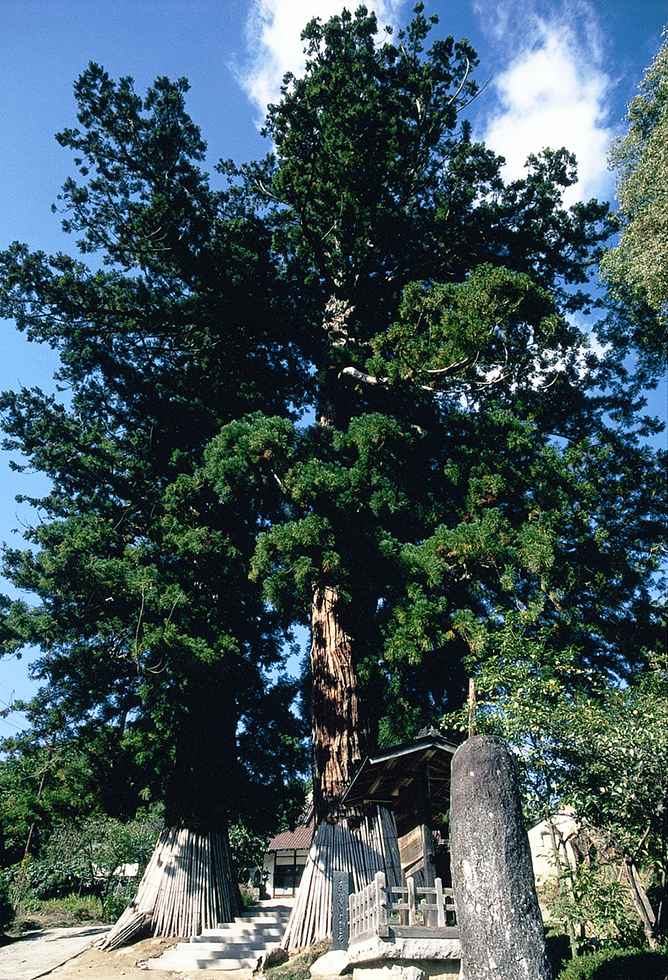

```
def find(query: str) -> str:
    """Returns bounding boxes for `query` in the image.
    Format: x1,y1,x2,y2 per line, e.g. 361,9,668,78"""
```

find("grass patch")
265,939,332,980
9,894,106,935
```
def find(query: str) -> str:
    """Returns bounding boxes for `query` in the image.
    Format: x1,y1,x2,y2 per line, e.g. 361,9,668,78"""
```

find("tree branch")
340,366,385,385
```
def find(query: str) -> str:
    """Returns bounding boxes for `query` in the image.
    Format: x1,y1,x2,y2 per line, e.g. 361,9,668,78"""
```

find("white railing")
348,871,457,944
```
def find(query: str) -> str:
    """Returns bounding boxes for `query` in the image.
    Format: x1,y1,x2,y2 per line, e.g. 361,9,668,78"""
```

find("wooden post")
435,877,445,928
406,875,416,926
467,678,477,738
420,766,436,888
375,871,389,937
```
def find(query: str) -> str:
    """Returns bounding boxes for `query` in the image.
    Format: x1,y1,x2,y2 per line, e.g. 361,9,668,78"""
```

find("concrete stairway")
147,901,292,972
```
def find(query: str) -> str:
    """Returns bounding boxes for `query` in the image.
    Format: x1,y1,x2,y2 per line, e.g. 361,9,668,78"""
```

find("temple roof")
267,797,315,851
267,823,313,851
342,730,459,811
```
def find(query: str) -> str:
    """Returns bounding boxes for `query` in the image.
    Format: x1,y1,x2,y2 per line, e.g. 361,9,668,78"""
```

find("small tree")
563,656,668,949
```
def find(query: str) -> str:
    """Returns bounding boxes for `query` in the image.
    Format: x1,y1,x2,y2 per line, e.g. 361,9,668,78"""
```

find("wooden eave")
342,734,458,811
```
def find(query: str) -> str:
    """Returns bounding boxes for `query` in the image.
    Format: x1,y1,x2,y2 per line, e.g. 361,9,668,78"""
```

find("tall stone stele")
449,735,551,980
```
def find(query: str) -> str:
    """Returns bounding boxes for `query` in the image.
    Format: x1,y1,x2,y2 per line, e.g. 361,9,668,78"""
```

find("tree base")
99,825,242,950
282,805,402,951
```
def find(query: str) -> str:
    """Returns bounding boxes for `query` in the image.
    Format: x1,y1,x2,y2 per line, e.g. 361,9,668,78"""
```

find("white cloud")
239,0,404,123
477,1,615,206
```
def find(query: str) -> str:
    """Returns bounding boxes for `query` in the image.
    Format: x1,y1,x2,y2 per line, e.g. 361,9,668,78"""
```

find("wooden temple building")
343,729,457,888
263,800,315,899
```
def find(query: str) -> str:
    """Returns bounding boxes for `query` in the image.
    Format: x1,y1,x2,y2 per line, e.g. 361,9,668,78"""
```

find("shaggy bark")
310,585,369,823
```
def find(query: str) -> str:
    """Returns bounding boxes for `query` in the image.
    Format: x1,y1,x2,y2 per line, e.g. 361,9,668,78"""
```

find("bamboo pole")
282,806,403,951
100,825,243,950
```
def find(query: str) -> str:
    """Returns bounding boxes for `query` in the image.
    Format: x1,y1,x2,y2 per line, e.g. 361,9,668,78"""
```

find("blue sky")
0,0,666,737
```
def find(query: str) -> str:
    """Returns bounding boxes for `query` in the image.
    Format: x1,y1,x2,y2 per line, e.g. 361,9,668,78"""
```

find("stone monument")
449,735,551,980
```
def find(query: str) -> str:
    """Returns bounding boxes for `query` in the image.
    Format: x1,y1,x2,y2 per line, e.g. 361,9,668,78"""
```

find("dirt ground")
47,934,254,979
0,931,254,980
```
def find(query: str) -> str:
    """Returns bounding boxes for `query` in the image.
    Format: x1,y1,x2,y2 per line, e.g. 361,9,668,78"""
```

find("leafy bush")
26,812,161,900
100,892,131,923
12,894,105,931
556,946,668,979
545,855,645,950
0,874,15,933
50,894,103,922
228,823,267,882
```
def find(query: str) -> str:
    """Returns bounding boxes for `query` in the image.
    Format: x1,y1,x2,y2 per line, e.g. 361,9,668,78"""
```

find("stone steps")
147,902,292,972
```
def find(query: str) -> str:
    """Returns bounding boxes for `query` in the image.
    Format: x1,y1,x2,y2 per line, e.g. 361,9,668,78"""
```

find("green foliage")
555,947,668,980
367,265,565,389
446,642,668,945
0,726,163,866
564,656,668,860
545,857,644,950
601,32,668,368
13,893,106,928
10,811,161,913
211,4,662,758
48,813,159,894
0,2,663,871
0,873,15,933
263,3,478,317
0,60,310,835
228,823,268,882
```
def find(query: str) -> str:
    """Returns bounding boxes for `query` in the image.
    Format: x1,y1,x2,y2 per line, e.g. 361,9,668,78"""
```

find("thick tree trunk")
100,665,243,949
282,298,399,949
279,585,394,951
310,584,368,823
98,824,240,949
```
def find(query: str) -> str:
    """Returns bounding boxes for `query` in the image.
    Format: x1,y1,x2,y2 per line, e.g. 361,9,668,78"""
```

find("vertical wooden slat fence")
348,870,458,944
348,870,389,943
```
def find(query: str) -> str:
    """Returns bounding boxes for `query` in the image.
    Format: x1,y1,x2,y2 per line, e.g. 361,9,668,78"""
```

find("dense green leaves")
451,644,668,945
0,64,309,839
601,32,668,368
206,4,663,753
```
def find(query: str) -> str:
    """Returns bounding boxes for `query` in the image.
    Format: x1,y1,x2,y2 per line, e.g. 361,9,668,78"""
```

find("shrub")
0,874,15,933
100,893,131,923
228,823,267,882
53,894,103,922
556,946,668,979
12,894,104,930
545,854,645,949
32,811,161,900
